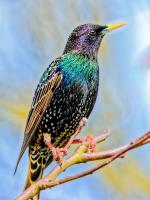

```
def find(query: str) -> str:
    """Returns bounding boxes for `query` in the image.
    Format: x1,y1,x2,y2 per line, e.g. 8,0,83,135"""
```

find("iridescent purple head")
63,24,107,58
64,23,126,59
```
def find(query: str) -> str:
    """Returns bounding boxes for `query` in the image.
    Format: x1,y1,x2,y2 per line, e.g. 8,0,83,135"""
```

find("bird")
14,22,125,196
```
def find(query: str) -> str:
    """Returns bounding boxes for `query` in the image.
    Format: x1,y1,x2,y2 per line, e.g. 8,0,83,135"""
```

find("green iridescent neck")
60,52,98,78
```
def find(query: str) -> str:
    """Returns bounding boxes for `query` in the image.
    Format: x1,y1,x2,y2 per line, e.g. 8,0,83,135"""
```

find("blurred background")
0,0,150,199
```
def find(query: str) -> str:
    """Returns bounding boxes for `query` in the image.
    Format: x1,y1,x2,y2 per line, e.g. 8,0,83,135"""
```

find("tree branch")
16,131,150,200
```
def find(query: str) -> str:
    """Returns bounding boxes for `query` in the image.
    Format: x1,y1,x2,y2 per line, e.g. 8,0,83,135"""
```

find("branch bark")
16,131,150,200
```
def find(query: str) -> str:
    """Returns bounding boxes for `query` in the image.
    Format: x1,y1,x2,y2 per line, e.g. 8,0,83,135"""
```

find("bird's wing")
14,58,63,174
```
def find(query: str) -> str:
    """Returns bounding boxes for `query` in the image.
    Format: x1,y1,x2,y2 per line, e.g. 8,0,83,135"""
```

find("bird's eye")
90,30,96,36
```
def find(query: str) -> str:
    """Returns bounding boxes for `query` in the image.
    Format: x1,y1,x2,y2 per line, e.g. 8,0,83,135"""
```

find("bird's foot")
44,133,65,164
72,134,96,153
72,129,110,152
61,117,88,152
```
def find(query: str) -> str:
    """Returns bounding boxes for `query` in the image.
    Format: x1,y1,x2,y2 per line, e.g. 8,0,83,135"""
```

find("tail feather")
24,154,44,200
24,143,53,199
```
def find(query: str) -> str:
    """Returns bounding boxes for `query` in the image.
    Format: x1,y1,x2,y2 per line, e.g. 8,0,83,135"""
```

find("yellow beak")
107,23,126,32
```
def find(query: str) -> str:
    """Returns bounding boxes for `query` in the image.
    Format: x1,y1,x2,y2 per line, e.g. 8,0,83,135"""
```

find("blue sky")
0,1,150,199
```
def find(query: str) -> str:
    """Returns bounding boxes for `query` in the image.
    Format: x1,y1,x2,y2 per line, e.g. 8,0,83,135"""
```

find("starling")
15,23,125,192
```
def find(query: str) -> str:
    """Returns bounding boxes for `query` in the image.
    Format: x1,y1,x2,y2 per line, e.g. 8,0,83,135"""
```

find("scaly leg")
61,117,88,153
44,117,88,164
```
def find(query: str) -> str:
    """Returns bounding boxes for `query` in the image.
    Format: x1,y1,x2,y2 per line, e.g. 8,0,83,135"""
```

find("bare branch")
16,131,150,200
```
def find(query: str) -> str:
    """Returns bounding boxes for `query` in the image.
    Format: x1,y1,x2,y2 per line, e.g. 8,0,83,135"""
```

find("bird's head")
64,23,126,59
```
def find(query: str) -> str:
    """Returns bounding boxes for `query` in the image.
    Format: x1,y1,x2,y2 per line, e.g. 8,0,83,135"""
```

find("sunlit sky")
134,3,150,115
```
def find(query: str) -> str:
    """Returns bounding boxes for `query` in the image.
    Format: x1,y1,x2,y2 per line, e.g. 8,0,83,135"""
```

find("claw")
44,133,66,164
84,135,96,152
72,134,96,152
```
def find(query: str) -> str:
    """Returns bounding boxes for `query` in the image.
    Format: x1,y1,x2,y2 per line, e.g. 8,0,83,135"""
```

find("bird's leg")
58,117,88,154
75,117,88,133
44,117,88,164
59,117,96,152
44,133,59,161
43,133,71,164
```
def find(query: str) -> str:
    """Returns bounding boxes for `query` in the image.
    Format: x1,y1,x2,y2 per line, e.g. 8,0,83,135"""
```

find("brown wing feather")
25,72,62,134
14,70,63,174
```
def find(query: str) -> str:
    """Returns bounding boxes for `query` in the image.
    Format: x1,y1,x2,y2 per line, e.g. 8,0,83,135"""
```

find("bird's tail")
24,152,45,200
